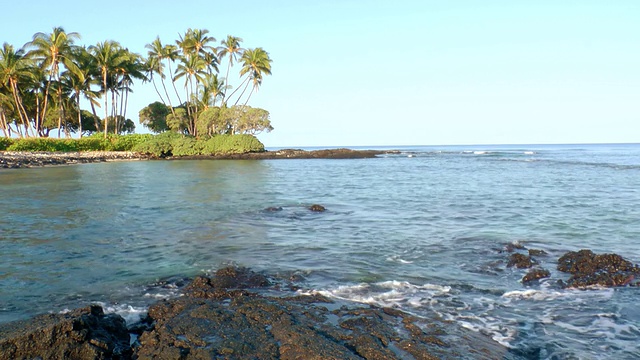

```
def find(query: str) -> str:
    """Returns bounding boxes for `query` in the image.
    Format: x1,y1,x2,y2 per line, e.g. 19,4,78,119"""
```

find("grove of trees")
0,27,273,139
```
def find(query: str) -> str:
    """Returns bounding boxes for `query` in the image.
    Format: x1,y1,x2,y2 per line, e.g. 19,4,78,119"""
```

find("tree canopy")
0,27,273,139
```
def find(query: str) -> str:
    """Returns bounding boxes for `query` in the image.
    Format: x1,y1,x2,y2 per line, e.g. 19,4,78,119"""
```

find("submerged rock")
503,242,526,253
0,305,130,360
522,269,551,284
528,249,547,257
507,253,536,269
557,249,640,288
309,204,326,212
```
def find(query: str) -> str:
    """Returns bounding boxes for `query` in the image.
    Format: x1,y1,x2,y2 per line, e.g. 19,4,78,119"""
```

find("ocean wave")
301,280,451,309
385,255,413,264
95,302,148,325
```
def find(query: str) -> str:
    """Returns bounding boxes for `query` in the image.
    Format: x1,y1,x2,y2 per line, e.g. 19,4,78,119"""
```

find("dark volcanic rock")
0,151,146,169
264,206,283,212
0,304,130,360
522,269,551,284
308,204,326,212
0,266,513,359
136,291,478,360
528,249,547,257
184,267,271,299
171,148,388,161
557,249,640,288
507,253,535,269
503,242,526,253
135,266,511,360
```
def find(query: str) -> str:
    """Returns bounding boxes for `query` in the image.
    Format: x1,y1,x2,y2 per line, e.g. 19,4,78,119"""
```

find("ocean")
1,143,639,359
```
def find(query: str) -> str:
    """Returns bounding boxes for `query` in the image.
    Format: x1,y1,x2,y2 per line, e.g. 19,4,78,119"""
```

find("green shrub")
7,138,79,152
132,136,175,157
201,134,264,155
111,134,154,151
76,137,110,151
0,137,14,150
171,136,205,156
3,133,265,156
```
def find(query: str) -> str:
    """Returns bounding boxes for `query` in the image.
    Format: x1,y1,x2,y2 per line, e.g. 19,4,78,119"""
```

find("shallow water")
1,143,639,358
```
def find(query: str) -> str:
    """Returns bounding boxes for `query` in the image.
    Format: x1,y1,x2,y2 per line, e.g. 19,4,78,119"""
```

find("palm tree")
232,48,272,106
113,50,145,128
0,43,36,137
145,37,181,111
27,27,80,137
178,28,216,60
89,40,128,137
64,46,99,137
199,73,225,109
174,54,206,135
217,35,244,106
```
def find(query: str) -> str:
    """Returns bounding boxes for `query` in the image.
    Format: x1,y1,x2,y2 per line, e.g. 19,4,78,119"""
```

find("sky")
1,0,639,147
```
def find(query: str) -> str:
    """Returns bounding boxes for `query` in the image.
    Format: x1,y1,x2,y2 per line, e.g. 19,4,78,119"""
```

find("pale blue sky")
2,1,638,146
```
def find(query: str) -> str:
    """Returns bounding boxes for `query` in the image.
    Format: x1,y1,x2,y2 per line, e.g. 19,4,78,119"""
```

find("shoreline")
0,149,393,169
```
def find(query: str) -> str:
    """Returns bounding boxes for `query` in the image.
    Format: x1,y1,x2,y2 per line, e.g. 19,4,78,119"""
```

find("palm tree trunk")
220,58,233,105
168,61,183,105
57,87,64,138
243,87,256,107
0,110,10,137
77,94,83,138
35,90,42,136
40,76,53,137
152,77,166,104
234,79,252,106
90,101,101,132
103,70,108,138
10,81,32,138
123,87,129,125
227,76,250,107
160,76,176,117
112,91,118,134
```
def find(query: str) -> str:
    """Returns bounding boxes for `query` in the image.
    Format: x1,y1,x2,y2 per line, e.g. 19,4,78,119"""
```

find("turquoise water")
1,144,639,359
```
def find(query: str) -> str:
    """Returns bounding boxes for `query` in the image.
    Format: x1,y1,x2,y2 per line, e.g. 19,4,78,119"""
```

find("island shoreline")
0,149,396,169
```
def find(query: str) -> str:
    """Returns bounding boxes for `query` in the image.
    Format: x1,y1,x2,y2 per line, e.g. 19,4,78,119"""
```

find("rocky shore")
0,267,511,360
0,149,391,169
1,247,639,359
0,151,148,169
170,148,390,160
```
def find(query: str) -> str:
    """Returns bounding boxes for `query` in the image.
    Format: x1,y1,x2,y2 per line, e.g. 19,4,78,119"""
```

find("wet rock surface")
507,253,535,269
500,243,640,289
0,151,147,169
308,204,326,212
0,305,130,360
522,269,551,284
557,249,640,288
135,267,511,360
0,266,513,360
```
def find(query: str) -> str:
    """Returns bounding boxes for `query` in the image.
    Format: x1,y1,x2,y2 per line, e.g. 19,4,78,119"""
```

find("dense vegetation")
0,133,264,156
0,27,273,141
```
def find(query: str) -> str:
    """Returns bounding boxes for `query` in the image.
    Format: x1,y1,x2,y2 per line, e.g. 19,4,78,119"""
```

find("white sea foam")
502,289,567,301
524,151,535,155
97,302,148,325
385,255,413,264
301,280,451,309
